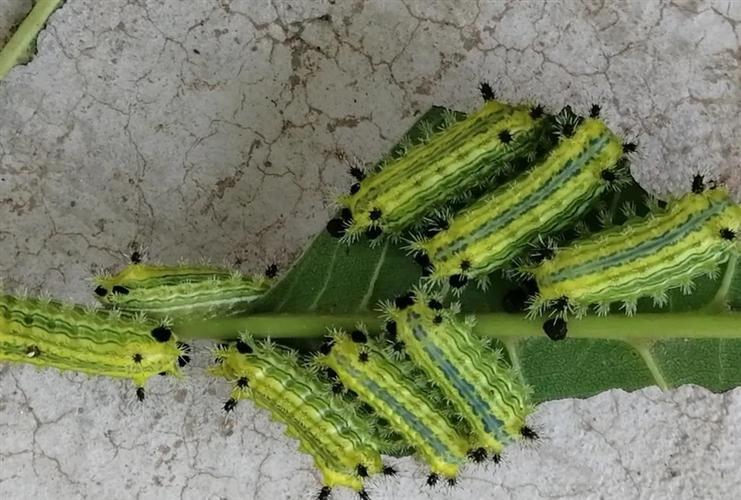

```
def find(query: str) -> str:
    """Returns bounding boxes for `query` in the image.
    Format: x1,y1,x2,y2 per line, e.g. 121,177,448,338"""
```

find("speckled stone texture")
0,1,739,499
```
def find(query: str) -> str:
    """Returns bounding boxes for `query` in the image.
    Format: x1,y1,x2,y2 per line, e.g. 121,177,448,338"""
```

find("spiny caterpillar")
211,338,391,497
327,99,549,242
382,288,534,458
408,114,629,290
315,330,470,481
94,263,271,321
529,184,741,318
0,293,186,399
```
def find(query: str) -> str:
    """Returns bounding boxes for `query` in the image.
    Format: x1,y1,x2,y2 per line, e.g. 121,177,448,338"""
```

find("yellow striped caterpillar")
315,330,470,482
0,293,186,400
94,263,271,321
211,337,394,499
528,184,741,319
408,112,630,291
382,288,535,459
327,98,549,243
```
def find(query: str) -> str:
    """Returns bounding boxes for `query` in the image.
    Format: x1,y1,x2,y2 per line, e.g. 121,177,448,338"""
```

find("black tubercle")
223,398,237,412
392,341,405,353
350,183,361,195
112,285,129,295
358,351,369,363
326,218,346,238
356,464,368,477
447,477,457,487
331,382,344,394
432,315,443,325
325,368,338,380
382,465,397,476
130,250,142,264
589,104,601,118
351,329,368,344
132,353,143,364
521,426,539,440
502,287,529,313
394,292,416,310
319,338,334,355
543,318,567,341
622,142,637,153
479,81,495,101
136,387,145,402
177,342,191,367
449,274,468,289
366,226,383,240
491,453,501,464
385,320,397,340
530,245,555,264
530,104,544,119
317,486,332,500
265,264,279,279
426,473,439,487
498,129,513,144
236,377,249,388
720,228,737,241
553,296,570,312
369,208,382,221
692,174,705,194
414,253,433,276
468,447,487,463
460,259,471,271
151,325,172,343
428,299,443,310
94,286,108,297
350,166,365,181
601,169,616,182
341,208,353,222
236,340,253,354
358,489,370,500
26,345,40,358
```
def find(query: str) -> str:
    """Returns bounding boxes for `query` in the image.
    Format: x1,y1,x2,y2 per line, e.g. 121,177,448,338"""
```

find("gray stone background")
0,0,739,499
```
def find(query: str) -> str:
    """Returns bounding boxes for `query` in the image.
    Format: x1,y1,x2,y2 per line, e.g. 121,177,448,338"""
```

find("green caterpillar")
529,185,741,318
211,338,390,498
316,330,470,482
327,99,549,243
383,288,534,458
0,293,185,399
94,263,271,320
409,115,629,290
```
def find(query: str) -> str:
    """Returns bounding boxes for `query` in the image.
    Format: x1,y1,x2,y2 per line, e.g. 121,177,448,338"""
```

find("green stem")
178,312,741,341
0,0,65,80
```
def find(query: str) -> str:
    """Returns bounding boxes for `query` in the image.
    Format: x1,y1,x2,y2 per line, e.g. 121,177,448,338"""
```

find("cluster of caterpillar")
1,82,738,500
327,85,739,339
212,294,535,499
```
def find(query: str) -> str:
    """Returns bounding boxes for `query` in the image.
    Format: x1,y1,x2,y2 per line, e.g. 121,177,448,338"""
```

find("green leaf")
180,106,741,404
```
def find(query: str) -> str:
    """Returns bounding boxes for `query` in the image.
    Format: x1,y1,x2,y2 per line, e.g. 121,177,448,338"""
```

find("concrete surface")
0,0,739,499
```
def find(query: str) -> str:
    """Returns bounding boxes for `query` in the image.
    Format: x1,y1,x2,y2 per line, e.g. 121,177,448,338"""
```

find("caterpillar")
94,263,271,321
382,288,534,458
528,184,741,318
0,293,185,399
408,112,630,290
315,330,471,481
327,99,550,243
211,338,391,498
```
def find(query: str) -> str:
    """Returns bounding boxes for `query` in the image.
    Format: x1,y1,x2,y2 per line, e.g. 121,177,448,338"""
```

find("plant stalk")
178,312,740,341
0,0,65,80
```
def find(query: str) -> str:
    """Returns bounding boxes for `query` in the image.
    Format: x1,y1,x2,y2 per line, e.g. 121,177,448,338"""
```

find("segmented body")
317,332,470,479
95,264,270,320
387,293,533,454
0,294,182,387
338,101,548,241
530,188,741,316
413,118,625,287
212,340,383,492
